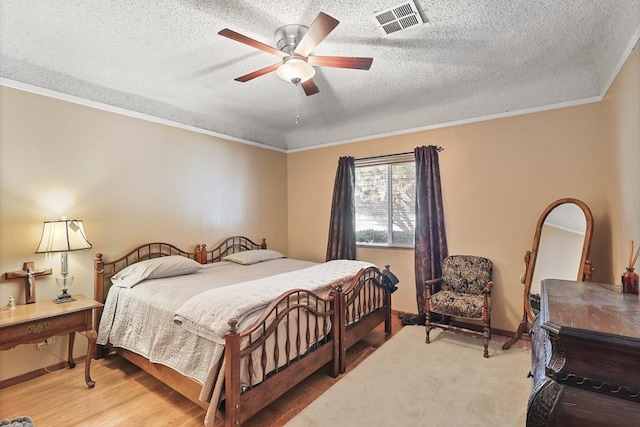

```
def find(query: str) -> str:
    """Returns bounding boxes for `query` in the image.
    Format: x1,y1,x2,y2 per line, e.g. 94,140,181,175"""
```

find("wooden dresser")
527,279,640,426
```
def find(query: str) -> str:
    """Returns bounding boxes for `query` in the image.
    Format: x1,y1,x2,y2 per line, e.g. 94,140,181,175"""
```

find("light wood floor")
0,316,403,427
1,317,528,426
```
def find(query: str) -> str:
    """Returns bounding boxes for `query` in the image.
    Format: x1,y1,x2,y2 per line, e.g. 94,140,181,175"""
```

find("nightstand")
0,294,103,388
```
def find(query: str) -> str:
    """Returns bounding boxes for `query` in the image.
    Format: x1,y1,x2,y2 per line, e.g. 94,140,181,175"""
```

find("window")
355,156,415,247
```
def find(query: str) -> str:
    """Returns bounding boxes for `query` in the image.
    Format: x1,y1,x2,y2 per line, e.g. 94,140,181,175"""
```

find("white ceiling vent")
374,1,426,35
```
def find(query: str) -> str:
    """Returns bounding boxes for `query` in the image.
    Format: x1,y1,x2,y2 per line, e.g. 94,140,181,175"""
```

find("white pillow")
222,249,285,265
111,255,202,288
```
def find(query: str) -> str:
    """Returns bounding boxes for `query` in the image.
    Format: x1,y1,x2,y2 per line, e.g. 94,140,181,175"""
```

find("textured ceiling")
1,1,639,151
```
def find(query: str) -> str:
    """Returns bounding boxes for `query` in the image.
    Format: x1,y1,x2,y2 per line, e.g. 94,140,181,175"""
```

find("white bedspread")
97,259,317,383
97,257,374,424
174,260,374,344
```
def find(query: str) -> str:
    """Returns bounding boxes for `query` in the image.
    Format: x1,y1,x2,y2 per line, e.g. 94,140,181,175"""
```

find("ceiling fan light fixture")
220,12,371,96
277,57,315,83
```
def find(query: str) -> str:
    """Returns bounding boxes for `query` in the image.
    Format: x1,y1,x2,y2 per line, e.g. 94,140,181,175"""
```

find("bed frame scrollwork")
93,236,394,426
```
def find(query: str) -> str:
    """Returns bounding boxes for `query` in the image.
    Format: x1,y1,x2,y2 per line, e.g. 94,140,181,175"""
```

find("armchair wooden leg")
425,315,431,344
482,298,491,358
425,285,432,344
483,322,490,358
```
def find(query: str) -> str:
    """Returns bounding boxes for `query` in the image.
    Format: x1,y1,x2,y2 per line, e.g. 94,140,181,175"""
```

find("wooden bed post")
261,238,267,249
329,283,341,378
194,244,202,264
201,244,209,264
225,319,241,427
337,281,348,375
94,253,105,359
94,254,104,306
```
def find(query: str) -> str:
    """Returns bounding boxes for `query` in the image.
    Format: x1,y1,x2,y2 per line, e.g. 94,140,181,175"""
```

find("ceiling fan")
218,12,373,96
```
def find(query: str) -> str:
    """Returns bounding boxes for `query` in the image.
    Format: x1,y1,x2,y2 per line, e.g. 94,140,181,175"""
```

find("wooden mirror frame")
523,197,594,320
503,197,594,350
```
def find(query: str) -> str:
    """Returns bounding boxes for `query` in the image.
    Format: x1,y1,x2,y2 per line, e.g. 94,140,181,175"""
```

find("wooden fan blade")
219,28,288,58
301,79,320,96
307,56,373,70
294,12,339,57
234,62,281,82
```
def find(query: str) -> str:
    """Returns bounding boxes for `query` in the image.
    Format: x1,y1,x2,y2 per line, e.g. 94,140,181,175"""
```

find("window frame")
354,153,415,249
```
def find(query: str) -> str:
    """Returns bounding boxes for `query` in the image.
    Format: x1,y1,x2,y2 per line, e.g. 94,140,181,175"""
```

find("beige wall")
602,42,640,279
0,43,637,383
0,86,288,381
287,44,639,333
288,103,612,333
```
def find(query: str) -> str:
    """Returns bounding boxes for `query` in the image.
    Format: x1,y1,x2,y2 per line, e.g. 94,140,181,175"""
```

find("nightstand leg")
84,329,97,388
67,332,76,368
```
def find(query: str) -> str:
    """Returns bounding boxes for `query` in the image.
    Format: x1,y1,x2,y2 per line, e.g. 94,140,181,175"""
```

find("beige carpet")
286,326,531,427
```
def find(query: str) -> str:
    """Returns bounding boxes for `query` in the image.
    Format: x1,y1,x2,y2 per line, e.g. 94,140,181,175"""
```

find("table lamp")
35,218,92,303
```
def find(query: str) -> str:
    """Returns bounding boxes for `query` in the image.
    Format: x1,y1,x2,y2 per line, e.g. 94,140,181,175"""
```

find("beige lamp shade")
35,219,92,253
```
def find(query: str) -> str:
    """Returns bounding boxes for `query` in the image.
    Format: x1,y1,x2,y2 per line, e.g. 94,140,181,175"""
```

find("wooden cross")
4,262,52,304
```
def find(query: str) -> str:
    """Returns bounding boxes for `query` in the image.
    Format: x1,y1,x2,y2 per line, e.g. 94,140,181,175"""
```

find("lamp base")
53,289,76,304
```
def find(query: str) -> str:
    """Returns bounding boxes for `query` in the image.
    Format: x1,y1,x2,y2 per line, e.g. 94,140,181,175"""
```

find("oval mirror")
524,198,594,320
503,198,594,349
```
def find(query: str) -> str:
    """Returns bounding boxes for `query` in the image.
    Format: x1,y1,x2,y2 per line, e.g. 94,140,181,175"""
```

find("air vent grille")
394,4,414,18
374,1,426,35
399,15,419,28
382,21,403,34
376,11,396,25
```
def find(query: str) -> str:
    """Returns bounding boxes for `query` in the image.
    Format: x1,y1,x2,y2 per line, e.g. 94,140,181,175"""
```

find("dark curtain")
403,145,448,325
326,156,356,261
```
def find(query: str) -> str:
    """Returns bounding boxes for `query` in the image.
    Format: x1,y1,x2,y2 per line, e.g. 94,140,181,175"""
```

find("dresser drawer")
0,310,88,350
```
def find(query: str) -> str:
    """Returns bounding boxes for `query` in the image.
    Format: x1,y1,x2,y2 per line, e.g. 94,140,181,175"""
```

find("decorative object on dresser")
3,262,51,304
424,255,494,358
527,279,640,426
94,236,394,426
0,295,103,388
503,198,594,350
622,239,640,294
35,218,92,303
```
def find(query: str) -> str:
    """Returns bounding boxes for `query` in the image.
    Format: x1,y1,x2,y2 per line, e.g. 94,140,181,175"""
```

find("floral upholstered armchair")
424,255,494,358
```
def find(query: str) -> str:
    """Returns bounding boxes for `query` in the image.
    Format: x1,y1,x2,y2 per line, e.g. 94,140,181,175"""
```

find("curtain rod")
355,146,444,162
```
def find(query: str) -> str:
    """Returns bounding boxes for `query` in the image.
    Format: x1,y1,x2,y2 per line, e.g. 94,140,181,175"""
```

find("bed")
94,236,393,426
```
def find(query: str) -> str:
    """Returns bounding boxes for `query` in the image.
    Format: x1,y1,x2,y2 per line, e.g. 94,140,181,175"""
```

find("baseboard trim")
394,310,530,340
0,357,86,389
